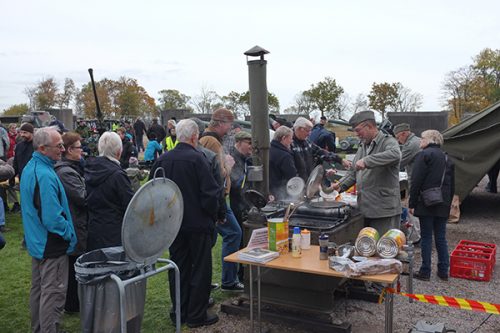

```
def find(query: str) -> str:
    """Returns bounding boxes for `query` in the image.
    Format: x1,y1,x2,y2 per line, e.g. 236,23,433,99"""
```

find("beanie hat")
129,157,139,167
19,123,34,134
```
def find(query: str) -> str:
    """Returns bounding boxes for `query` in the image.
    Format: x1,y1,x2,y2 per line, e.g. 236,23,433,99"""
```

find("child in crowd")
144,133,162,165
125,157,148,192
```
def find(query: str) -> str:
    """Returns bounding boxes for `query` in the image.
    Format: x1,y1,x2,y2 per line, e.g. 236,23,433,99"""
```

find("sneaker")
210,283,220,291
221,282,244,292
413,271,430,281
186,312,219,328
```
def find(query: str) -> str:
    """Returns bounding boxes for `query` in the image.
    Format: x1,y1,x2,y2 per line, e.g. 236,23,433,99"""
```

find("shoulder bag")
421,155,448,207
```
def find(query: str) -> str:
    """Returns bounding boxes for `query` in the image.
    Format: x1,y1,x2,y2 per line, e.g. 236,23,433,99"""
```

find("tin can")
377,229,406,259
355,227,380,257
268,218,289,255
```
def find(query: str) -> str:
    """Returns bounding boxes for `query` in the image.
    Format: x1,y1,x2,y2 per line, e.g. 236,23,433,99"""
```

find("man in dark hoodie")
116,127,136,169
85,131,134,251
11,122,35,213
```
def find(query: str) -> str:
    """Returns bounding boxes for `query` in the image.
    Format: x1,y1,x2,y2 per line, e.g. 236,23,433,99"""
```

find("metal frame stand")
109,258,181,333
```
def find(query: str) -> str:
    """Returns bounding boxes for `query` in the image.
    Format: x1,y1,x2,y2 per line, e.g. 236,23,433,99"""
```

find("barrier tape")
385,288,500,315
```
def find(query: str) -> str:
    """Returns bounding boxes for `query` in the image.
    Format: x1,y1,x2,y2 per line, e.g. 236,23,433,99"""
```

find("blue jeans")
0,197,5,227
419,216,449,276
216,203,242,286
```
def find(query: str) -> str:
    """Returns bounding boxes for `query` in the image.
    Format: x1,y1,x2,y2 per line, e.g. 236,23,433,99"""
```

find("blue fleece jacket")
21,152,76,259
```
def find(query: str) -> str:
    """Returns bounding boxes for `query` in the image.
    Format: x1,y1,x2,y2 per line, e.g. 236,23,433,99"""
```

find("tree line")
3,48,498,122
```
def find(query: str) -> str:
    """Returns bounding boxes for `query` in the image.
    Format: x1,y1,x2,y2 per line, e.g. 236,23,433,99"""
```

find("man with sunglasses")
333,111,402,235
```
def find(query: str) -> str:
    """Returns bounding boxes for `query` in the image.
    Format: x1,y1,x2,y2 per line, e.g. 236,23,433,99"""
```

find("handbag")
421,155,447,207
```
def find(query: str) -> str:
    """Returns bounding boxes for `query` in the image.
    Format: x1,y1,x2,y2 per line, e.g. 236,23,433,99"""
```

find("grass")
0,212,229,332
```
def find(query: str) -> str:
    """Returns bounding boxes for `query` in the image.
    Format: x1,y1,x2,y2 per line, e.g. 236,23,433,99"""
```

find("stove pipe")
245,45,270,196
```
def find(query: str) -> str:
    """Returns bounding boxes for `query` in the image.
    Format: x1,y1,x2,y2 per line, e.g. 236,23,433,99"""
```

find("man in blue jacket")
21,126,76,333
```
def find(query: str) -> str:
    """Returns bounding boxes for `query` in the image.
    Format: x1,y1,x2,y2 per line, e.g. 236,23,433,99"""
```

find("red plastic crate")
457,240,497,266
450,248,494,281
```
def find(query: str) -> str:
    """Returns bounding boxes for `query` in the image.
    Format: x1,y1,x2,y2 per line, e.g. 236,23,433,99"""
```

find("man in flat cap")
393,123,421,182
199,108,244,293
333,111,402,235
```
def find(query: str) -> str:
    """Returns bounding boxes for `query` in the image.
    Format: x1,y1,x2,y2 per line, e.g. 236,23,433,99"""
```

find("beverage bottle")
319,233,329,260
292,227,302,258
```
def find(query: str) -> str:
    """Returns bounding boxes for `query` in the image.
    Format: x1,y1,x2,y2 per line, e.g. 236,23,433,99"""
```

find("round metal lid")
306,165,324,199
286,177,305,198
122,175,183,264
245,189,268,209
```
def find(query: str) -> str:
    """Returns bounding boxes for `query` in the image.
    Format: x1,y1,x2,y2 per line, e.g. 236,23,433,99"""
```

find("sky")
1,0,499,114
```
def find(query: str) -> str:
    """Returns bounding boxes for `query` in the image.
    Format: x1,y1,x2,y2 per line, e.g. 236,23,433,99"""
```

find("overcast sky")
1,0,498,114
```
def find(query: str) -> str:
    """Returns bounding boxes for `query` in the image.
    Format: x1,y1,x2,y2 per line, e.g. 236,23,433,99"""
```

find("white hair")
293,116,313,130
176,119,199,143
98,131,122,158
33,126,60,150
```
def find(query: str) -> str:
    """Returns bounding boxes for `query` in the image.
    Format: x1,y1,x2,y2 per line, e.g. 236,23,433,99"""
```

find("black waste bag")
75,246,149,333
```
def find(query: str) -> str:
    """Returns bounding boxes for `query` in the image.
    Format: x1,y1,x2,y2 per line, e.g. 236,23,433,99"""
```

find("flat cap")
348,111,375,127
235,131,252,142
212,108,235,123
393,123,411,134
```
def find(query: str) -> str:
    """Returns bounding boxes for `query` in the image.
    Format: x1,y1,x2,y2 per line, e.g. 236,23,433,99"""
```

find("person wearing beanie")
126,156,147,192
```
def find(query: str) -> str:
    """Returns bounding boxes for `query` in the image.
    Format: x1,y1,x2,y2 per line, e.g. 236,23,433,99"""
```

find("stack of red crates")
450,240,496,282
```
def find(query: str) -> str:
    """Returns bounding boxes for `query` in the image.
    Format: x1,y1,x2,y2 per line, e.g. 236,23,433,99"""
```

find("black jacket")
150,143,219,234
148,123,167,143
85,156,134,250
409,144,455,218
55,158,88,255
120,137,136,169
269,140,297,200
133,120,147,137
230,149,251,222
13,140,34,177
291,135,341,181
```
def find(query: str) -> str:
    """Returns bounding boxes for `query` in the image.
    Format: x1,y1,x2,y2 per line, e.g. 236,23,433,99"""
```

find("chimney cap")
244,45,270,57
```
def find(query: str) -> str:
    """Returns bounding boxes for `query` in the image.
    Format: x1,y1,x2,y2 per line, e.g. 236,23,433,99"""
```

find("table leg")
257,266,261,332
249,265,254,333
385,282,394,333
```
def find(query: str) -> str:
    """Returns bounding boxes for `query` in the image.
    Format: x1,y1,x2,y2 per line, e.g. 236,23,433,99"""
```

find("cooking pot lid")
245,189,267,209
286,177,305,198
122,172,183,264
306,165,324,199
308,198,347,208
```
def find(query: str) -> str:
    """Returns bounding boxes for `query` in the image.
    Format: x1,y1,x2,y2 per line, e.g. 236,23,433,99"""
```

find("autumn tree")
367,82,398,119
221,91,248,118
351,93,369,114
473,48,500,103
2,103,29,116
292,93,315,115
190,86,222,114
24,77,59,110
393,83,423,113
158,89,191,111
303,77,345,118
56,78,76,109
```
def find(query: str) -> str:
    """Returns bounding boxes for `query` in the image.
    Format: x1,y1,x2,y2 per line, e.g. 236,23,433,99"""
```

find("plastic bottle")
301,229,311,250
292,227,302,258
319,233,329,260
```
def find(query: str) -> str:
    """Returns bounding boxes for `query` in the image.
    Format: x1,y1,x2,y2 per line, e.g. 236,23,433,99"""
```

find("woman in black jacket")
409,130,455,281
55,132,88,312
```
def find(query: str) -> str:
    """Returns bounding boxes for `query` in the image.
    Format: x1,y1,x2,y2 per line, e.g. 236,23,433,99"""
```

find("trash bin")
75,247,149,333
75,172,184,333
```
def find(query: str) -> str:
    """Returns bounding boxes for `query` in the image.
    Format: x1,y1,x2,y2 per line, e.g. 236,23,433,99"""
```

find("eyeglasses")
46,143,65,150
70,145,83,150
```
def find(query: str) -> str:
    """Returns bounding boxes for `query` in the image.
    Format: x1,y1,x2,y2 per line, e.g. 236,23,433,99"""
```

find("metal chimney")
245,45,270,196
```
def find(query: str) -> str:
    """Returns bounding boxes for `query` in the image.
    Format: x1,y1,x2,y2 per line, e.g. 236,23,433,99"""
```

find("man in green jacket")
333,111,402,235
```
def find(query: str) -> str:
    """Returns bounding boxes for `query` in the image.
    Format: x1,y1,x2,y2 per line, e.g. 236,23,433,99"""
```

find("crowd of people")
5,107,500,332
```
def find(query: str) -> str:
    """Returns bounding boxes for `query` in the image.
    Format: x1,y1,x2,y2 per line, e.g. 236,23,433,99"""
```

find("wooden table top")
225,245,399,285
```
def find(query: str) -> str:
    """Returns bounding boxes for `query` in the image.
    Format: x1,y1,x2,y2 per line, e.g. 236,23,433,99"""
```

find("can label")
268,218,289,255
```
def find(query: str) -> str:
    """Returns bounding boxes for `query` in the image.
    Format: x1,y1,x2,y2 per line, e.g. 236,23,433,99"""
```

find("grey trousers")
30,255,69,333
364,214,401,236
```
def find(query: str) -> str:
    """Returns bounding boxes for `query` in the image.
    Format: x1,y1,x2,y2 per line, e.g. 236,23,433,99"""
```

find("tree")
158,89,191,110
393,83,423,112
25,77,59,110
115,77,156,118
292,93,315,115
473,48,500,103
2,103,29,116
238,91,280,116
303,77,345,118
367,82,398,119
190,86,222,114
351,93,369,114
221,91,248,118
56,78,76,109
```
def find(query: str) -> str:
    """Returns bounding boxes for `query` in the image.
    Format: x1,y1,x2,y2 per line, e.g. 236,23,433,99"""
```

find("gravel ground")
193,176,500,333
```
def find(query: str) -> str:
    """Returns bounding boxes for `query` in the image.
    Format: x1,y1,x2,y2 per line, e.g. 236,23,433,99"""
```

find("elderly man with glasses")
20,126,77,333
333,111,402,235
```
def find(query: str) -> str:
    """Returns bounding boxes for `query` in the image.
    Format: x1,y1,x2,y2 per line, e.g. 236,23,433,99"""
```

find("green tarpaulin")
442,100,500,201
